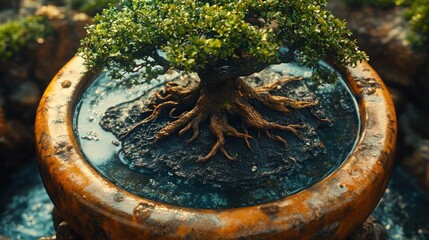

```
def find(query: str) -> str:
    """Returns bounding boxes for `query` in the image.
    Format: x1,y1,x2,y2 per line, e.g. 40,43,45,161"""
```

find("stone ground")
328,0,429,195
2,0,429,239
0,1,91,183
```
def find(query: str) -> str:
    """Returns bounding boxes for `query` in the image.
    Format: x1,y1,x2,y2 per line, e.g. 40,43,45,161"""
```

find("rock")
387,87,407,115
0,9,17,23
328,0,428,90
347,215,387,240
0,0,19,11
328,0,429,196
19,0,44,15
45,0,66,6
46,208,83,240
402,140,429,193
0,106,34,176
0,5,92,87
411,61,429,108
399,104,429,194
55,222,83,240
0,3,91,186
34,5,92,87
52,207,63,230
8,80,41,122
0,60,32,88
401,104,429,141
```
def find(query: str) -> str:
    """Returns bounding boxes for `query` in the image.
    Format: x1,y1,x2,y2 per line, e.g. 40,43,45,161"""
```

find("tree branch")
151,50,171,71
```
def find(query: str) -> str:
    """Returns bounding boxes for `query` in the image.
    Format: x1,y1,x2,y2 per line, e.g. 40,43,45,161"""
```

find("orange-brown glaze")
35,57,396,239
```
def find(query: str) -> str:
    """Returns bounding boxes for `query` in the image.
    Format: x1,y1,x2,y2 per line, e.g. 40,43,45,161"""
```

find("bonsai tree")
79,0,367,162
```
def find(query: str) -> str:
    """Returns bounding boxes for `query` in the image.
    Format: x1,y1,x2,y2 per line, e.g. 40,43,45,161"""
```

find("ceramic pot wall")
35,56,396,239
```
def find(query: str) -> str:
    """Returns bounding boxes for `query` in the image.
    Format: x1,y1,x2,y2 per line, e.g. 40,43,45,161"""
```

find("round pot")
35,56,396,239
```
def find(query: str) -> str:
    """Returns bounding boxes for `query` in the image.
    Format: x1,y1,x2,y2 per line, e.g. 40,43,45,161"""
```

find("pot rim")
35,56,396,239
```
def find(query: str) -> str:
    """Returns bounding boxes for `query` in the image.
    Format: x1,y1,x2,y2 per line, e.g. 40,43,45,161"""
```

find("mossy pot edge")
35,56,396,239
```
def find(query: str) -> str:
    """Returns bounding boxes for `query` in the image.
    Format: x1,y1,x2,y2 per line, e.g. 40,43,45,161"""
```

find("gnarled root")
196,112,253,162
121,81,200,139
239,77,318,113
124,76,318,162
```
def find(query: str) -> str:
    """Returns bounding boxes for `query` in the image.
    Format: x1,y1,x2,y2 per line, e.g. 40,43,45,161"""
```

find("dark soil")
99,71,357,191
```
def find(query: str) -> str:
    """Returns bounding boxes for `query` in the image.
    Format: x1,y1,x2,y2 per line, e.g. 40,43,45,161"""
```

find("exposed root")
154,102,203,142
120,81,200,139
178,110,208,143
311,109,332,124
241,124,252,150
265,130,288,148
122,76,318,162
120,100,178,139
197,112,252,162
229,98,305,140
238,77,318,113
256,76,303,92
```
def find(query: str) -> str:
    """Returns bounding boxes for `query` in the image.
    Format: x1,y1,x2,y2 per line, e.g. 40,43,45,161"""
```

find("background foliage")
345,0,429,49
0,16,51,61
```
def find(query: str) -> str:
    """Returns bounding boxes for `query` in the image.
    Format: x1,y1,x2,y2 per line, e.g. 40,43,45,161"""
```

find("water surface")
74,62,360,209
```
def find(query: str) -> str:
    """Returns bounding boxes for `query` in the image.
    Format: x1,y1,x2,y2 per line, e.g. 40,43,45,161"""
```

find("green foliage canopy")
402,0,429,48
79,0,367,83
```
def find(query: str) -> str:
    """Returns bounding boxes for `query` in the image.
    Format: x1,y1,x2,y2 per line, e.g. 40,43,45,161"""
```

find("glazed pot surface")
35,56,396,239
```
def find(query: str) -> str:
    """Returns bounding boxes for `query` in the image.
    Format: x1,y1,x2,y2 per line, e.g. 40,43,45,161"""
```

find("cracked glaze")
35,57,396,239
